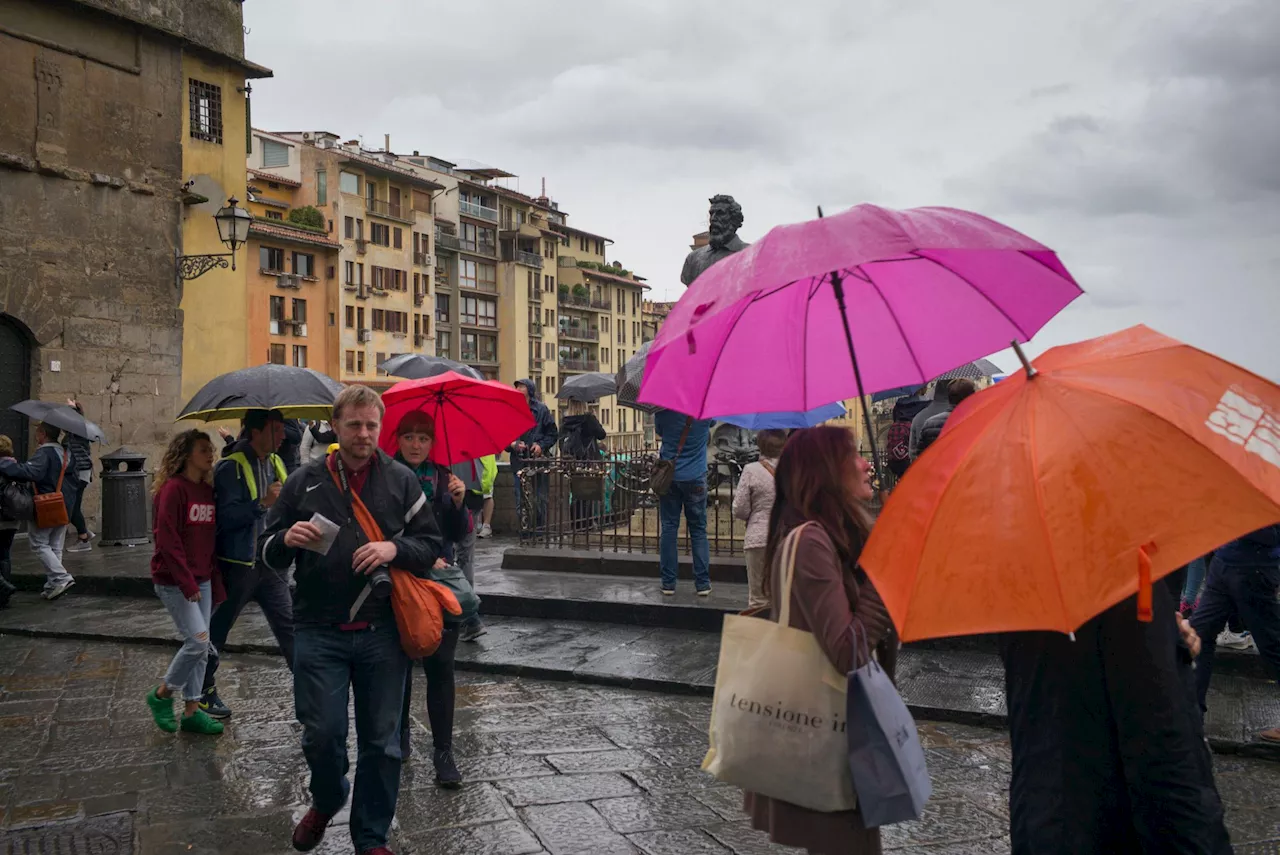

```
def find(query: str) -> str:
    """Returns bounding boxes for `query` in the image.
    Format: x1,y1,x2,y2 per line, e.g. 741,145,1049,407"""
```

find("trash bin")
100,446,150,546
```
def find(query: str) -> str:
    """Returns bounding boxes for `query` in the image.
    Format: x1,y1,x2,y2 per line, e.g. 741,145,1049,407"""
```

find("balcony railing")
463,351,500,365
529,322,543,337
367,198,413,223
532,356,544,370
354,239,368,255
559,325,599,341
591,298,613,311
557,256,578,268
435,231,460,252
558,358,600,373
413,290,425,308
459,199,499,223
558,291,590,308
458,239,497,257
460,316,498,329
504,249,543,269
459,278,498,294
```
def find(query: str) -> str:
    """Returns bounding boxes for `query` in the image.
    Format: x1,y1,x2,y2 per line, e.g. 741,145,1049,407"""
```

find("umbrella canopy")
9,401,106,442
379,372,533,466
860,325,1280,642
718,401,847,430
871,384,925,404
615,341,660,413
933,358,1003,382
556,372,616,403
637,204,1080,418
178,364,343,422
380,353,483,381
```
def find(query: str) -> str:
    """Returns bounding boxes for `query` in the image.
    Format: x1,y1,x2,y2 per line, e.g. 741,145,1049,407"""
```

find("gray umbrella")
556,372,616,403
615,341,660,413
380,353,483,381
9,400,106,442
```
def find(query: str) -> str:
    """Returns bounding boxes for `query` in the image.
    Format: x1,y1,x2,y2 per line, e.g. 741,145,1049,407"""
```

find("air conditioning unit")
269,320,281,335
302,132,312,141
359,329,372,343
277,274,301,289
294,323,308,337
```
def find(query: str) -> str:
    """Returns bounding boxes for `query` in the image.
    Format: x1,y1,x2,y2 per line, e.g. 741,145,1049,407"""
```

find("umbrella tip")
816,205,825,218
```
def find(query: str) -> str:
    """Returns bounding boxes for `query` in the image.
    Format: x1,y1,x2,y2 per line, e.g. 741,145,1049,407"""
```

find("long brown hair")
762,427,873,597
153,429,212,495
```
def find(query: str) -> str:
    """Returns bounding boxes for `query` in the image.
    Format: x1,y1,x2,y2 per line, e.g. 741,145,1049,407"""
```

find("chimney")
384,133,391,152
541,177,546,197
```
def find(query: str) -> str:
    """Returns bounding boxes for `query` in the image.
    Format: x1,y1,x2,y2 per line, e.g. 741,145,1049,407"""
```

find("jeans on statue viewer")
659,478,710,591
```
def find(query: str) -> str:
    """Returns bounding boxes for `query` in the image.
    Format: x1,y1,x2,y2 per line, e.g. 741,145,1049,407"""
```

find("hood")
932,379,953,401
562,414,592,429
226,438,263,460
515,378,541,404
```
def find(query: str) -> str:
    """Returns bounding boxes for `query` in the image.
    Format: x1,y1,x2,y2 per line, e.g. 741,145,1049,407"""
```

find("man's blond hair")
332,385,385,422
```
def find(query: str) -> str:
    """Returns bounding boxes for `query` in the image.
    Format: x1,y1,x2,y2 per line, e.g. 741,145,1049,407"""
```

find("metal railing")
504,249,543,268
435,231,460,252
458,239,497,257
367,198,412,222
529,321,543,336
513,443,744,557
558,292,590,308
558,358,599,372
559,325,599,341
459,199,499,222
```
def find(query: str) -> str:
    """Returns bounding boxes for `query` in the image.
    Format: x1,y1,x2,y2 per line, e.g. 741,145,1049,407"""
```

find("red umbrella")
379,372,534,466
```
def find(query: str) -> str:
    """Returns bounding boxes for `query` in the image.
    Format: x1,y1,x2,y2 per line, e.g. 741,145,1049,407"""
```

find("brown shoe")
1260,727,1280,744
292,807,333,852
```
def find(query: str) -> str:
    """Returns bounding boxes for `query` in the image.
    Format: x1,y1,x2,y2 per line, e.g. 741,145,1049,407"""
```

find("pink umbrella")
637,204,1082,476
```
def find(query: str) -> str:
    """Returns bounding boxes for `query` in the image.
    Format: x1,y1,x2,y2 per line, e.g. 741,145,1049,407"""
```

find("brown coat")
744,522,897,855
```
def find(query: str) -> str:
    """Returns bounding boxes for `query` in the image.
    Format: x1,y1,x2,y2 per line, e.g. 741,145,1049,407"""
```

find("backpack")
886,421,912,477
561,427,600,462
0,475,34,522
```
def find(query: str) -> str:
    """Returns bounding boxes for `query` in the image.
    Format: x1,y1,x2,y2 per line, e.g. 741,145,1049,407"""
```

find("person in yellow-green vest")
199,409,295,720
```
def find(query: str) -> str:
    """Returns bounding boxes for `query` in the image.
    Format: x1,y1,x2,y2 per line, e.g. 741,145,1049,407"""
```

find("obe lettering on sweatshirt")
187,503,215,525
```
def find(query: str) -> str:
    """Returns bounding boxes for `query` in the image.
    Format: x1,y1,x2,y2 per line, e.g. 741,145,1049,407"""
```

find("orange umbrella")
861,325,1280,642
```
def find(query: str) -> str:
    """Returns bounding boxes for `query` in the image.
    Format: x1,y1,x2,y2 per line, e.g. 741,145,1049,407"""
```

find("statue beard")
709,224,735,249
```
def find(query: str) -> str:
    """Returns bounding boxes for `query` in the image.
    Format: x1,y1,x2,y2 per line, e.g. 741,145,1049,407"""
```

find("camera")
369,564,393,598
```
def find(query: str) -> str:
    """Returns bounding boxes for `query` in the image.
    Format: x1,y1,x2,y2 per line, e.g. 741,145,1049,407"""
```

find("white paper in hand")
301,512,340,555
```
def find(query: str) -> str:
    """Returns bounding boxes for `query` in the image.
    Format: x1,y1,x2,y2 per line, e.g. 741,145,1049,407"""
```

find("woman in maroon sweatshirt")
145,429,225,735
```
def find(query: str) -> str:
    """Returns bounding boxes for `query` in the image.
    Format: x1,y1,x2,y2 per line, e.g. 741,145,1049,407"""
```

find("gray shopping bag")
846,622,931,827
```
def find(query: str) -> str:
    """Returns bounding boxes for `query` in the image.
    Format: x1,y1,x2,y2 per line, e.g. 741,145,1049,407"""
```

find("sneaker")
292,807,333,852
459,622,488,643
65,539,93,553
661,588,675,596
180,708,224,735
1217,629,1254,650
696,586,712,597
46,579,75,601
433,748,463,789
477,523,492,539
146,687,178,733
199,688,232,719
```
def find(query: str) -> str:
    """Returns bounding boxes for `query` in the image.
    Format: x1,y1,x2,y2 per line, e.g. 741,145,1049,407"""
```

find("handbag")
651,417,692,496
846,621,932,827
702,523,857,812
428,563,480,621
33,451,69,529
0,476,34,522
327,466,462,658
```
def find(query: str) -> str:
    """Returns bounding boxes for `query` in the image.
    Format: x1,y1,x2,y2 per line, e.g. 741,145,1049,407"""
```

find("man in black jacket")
0,422,78,600
509,378,557,532
261,385,445,855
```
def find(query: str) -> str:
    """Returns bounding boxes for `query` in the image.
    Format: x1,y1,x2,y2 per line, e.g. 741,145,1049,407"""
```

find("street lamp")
176,197,253,282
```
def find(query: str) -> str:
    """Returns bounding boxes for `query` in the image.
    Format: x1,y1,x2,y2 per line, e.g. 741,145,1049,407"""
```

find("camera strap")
327,453,382,622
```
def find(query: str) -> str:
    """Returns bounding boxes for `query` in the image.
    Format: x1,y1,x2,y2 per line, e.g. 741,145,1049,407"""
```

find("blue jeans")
1180,556,1208,607
203,560,295,693
659,478,710,591
294,621,410,851
1190,557,1280,711
155,581,212,701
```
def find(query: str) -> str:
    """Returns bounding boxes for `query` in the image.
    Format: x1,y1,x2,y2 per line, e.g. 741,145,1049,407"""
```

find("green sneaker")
146,687,177,733
180,708,225,735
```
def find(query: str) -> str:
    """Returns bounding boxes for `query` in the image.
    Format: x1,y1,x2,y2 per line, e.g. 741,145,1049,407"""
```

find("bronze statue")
680,195,750,286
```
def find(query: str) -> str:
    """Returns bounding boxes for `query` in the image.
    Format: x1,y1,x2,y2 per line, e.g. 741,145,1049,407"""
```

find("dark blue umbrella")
718,401,847,430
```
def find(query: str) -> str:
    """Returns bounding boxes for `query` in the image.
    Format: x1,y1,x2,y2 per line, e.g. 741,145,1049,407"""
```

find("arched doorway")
0,314,31,453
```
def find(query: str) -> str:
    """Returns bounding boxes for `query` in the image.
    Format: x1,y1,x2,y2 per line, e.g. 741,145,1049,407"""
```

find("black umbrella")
380,353,483,381
9,401,106,442
615,341,660,413
177,364,344,422
556,372,616,403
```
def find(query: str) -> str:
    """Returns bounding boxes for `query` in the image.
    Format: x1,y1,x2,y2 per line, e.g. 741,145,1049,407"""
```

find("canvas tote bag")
702,522,856,813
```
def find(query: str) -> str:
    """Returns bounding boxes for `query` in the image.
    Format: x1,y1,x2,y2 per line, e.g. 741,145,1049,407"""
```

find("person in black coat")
0,422,79,600
508,379,557,531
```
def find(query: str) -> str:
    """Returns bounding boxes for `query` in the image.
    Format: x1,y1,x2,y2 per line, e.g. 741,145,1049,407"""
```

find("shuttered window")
261,139,289,168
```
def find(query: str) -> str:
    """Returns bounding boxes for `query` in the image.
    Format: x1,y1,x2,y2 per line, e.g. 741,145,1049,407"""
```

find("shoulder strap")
776,521,814,628
674,417,693,456
760,461,776,476
328,466,385,542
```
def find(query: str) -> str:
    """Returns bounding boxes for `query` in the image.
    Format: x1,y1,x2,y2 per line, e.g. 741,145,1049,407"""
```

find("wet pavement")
3,636,1278,854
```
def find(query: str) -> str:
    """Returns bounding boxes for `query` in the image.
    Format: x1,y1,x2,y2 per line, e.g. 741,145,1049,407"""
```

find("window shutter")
262,139,289,168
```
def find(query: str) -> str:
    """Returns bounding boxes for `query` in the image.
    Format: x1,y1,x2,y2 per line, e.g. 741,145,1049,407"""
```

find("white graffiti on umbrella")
1206,386,1280,469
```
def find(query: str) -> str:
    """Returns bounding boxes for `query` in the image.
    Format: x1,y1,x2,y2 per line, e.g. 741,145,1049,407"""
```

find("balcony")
531,356,544,371
503,249,543,269
558,291,591,308
366,198,414,224
458,239,497,258
559,325,599,342
413,290,425,308
435,312,451,326
557,256,578,268
463,351,500,366
459,199,499,223
460,316,498,330
459,278,498,295
354,239,368,255
435,231,460,252
414,252,431,267
591,298,613,311
559,358,600,373
528,321,543,337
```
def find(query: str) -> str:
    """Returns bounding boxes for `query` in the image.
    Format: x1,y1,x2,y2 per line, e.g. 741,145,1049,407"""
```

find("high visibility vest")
223,451,287,502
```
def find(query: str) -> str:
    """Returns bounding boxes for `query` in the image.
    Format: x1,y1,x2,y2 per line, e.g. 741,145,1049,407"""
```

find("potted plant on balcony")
572,284,589,300
558,283,570,300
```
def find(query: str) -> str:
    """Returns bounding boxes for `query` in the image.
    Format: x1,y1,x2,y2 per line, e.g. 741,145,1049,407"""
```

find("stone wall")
0,1,193,528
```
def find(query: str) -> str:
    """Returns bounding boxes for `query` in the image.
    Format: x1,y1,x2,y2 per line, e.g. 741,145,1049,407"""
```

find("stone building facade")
0,0,268,528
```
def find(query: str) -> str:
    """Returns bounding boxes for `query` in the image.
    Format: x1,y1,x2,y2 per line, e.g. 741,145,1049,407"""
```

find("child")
732,429,787,611
145,430,224,735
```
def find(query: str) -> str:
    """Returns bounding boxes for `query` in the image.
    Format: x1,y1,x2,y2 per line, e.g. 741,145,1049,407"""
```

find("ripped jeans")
155,581,213,702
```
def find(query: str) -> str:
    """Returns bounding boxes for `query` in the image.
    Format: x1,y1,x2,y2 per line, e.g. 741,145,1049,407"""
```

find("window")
393,228,403,249
260,247,285,272
561,234,570,247
188,79,222,144
602,408,610,427
370,223,391,247
579,236,588,252
366,180,377,206
261,139,289,167
356,218,363,239
544,240,555,259
344,217,355,239
479,334,497,362
328,312,336,327
372,308,384,330
375,352,387,375
357,263,364,285
292,299,307,325
292,345,308,367
269,296,285,323
602,316,610,333
357,351,366,373
357,307,365,329
344,260,355,285
340,171,359,195
461,296,497,328
546,276,555,293
460,259,477,289
436,329,451,357
269,343,286,364
602,348,609,365
435,293,450,324
346,350,356,372
265,210,283,221
617,326,624,344
316,171,328,206
460,332,478,361
478,262,496,291
293,253,314,278
595,239,604,255
345,306,355,328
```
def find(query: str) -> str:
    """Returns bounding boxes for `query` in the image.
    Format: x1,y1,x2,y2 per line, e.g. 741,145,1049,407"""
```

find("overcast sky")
245,0,1279,378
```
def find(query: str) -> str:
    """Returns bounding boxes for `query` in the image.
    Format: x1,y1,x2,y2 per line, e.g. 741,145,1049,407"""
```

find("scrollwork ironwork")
176,253,231,281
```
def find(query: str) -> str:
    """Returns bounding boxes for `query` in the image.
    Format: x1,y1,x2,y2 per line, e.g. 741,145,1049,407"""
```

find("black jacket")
261,450,446,626
0,444,79,511
279,419,303,473
1000,585,1231,855
559,414,606,460
510,378,558,467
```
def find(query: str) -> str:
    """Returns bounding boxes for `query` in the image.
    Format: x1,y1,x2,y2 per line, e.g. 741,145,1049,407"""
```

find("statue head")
707,195,743,250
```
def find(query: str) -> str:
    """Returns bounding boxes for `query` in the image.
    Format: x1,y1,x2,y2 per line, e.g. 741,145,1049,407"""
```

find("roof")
337,152,445,191
248,169,301,188
581,266,650,290
550,222,614,245
249,221,341,249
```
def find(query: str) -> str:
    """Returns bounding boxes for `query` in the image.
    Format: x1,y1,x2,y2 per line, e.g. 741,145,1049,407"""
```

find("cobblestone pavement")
2,637,1278,854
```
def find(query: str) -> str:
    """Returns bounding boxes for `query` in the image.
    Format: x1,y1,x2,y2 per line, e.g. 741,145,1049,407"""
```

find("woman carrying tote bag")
745,427,898,855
